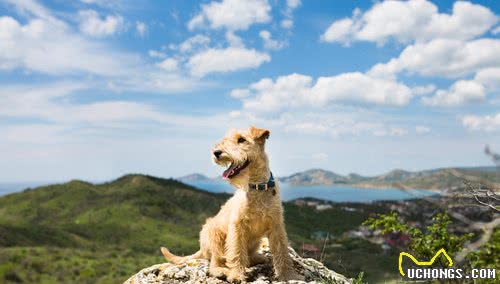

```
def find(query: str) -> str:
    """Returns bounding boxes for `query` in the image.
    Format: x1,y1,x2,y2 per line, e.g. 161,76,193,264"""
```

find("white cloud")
474,68,500,90
321,0,498,45
280,19,293,29
259,30,285,50
177,34,211,53
312,73,413,106
136,21,146,37
493,25,500,34
3,0,55,20
225,31,244,47
286,0,301,10
229,88,252,98
422,80,485,106
412,84,436,96
0,16,138,76
462,113,500,132
187,47,270,77
79,0,122,8
78,10,124,37
236,72,413,113
369,39,500,79
148,50,166,58
415,125,431,134
321,17,358,45
0,82,166,125
0,82,211,126
156,58,178,72
281,0,301,29
188,0,271,31
277,112,409,138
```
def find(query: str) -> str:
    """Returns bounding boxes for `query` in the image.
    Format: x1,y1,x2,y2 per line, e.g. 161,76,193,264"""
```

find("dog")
161,126,301,282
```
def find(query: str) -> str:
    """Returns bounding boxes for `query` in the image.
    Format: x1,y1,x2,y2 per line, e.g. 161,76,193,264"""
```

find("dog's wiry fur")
161,126,301,282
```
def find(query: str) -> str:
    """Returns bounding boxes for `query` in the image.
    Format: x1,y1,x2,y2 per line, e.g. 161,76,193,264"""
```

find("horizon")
1,0,500,183
1,163,497,185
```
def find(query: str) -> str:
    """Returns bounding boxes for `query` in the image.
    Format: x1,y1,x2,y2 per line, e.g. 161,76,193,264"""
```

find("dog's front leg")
225,220,249,282
269,218,303,281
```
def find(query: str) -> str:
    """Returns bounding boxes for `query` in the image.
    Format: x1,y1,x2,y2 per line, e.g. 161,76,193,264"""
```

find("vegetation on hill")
0,175,393,283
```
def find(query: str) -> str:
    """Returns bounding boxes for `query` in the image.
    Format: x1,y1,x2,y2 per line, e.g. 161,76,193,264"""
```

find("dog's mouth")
222,159,250,179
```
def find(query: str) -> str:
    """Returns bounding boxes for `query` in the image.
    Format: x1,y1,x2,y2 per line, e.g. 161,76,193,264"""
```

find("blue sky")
0,0,499,183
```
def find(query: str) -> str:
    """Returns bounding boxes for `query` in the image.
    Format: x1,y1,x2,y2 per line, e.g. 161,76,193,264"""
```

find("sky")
0,0,499,183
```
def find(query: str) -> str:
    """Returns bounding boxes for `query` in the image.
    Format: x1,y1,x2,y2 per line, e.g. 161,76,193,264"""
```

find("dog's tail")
160,247,203,264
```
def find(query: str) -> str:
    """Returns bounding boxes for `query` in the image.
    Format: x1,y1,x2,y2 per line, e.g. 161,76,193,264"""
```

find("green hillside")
0,175,229,283
0,175,392,283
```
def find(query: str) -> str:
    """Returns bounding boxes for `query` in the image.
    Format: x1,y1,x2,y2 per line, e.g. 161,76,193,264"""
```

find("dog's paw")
209,266,229,278
226,269,245,283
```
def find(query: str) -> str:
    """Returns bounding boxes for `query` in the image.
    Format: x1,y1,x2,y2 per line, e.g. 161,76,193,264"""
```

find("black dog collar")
248,172,275,191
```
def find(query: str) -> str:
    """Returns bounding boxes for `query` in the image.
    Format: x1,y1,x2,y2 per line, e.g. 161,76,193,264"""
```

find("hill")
279,167,500,189
279,169,348,185
177,173,214,183
0,174,392,283
0,175,229,283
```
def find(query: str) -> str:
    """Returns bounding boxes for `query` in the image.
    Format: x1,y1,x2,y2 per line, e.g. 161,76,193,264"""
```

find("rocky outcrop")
125,245,351,284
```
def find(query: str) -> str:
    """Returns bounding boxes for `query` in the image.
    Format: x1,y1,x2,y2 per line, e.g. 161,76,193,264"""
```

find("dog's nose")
213,150,223,159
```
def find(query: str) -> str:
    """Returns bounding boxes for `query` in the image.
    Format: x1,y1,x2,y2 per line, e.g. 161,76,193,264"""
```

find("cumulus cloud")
368,39,500,79
462,113,500,132
78,10,124,37
234,72,413,113
259,30,285,50
474,67,500,90
0,16,137,76
321,0,497,45
177,34,211,53
422,80,485,106
187,47,270,77
188,0,271,31
156,58,178,72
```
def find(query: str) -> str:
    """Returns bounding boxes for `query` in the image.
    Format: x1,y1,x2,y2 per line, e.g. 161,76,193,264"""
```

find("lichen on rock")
124,245,351,284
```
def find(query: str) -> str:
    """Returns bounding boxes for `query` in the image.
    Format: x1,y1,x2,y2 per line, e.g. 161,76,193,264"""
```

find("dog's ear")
249,126,270,144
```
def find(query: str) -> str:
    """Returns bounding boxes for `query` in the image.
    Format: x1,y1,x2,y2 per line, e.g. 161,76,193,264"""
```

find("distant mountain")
280,169,348,186
178,173,214,182
279,167,500,189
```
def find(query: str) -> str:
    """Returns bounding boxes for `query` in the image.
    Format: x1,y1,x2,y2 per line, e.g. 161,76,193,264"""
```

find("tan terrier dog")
161,126,301,282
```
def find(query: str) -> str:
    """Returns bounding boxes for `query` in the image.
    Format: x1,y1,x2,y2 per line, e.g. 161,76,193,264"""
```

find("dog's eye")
237,137,246,144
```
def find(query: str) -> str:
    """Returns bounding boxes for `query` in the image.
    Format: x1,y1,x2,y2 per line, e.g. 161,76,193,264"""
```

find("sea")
182,180,437,203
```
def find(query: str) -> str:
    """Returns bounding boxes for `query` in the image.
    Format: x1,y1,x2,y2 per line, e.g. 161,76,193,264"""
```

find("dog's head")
212,126,270,184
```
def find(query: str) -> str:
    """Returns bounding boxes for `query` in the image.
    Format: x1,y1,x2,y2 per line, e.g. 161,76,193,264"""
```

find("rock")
124,244,351,284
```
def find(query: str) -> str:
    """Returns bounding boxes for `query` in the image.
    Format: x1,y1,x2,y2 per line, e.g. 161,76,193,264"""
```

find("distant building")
316,204,332,211
293,199,306,206
301,243,320,258
342,206,357,212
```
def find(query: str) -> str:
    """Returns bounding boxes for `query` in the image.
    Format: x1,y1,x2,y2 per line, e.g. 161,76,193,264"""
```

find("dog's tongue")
222,164,237,179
